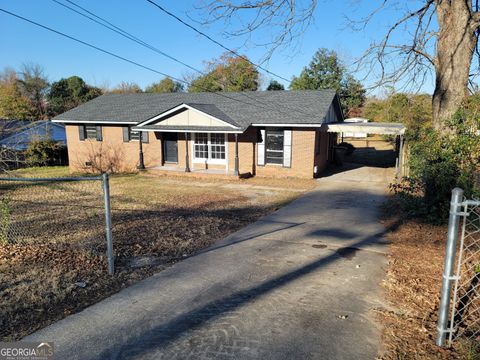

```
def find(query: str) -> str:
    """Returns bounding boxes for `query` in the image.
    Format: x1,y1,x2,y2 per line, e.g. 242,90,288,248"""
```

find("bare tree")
0,121,26,172
17,63,49,120
197,0,480,131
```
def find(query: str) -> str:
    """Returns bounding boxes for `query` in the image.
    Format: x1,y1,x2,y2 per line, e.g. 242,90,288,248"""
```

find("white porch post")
234,133,239,176
224,133,228,175
185,132,190,172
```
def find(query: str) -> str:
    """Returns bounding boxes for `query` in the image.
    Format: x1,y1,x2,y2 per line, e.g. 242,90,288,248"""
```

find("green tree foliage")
24,140,63,167
47,76,102,116
189,54,259,92
145,77,184,93
363,93,432,140
290,48,366,116
0,68,35,120
266,80,285,91
393,95,480,223
110,81,143,94
16,63,49,119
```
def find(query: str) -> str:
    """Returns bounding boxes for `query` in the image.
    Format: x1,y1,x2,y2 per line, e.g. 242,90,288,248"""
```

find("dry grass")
0,167,315,340
379,196,480,360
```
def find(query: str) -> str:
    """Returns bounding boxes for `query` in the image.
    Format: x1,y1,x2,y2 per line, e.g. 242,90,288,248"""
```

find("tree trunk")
432,1,478,131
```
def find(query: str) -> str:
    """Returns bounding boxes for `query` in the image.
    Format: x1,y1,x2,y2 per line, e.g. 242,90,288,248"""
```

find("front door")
163,133,178,163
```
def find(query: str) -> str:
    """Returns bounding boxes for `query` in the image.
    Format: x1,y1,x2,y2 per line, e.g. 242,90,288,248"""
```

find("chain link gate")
437,188,480,347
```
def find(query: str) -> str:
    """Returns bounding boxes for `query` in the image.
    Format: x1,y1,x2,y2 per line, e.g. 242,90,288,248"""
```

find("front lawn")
0,167,315,340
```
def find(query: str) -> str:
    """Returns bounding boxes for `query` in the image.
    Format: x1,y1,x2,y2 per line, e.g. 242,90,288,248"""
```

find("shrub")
397,96,480,223
24,140,63,167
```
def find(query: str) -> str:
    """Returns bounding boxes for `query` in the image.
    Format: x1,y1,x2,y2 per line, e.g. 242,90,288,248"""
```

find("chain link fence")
0,174,113,273
437,188,480,347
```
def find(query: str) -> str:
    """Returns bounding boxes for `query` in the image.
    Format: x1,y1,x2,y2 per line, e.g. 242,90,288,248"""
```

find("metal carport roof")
324,122,406,135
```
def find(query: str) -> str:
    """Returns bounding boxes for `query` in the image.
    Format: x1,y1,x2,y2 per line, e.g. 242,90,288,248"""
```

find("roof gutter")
52,119,138,125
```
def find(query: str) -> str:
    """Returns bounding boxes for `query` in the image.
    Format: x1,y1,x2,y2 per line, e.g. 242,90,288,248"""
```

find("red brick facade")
66,125,334,178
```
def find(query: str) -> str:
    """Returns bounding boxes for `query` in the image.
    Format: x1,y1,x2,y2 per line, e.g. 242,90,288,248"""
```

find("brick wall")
66,125,323,178
255,128,317,178
66,125,161,173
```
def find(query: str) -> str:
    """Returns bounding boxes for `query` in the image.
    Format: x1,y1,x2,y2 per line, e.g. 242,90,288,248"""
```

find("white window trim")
191,133,227,165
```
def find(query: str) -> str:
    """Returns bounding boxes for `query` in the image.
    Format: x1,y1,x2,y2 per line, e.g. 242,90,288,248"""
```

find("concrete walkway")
26,164,393,360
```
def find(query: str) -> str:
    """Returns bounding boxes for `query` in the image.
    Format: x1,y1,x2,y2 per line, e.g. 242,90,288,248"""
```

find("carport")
322,122,406,181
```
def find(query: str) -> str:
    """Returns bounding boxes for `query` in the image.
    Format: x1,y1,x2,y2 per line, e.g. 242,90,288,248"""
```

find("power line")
51,1,316,117
0,7,299,117
52,0,206,75
145,0,291,84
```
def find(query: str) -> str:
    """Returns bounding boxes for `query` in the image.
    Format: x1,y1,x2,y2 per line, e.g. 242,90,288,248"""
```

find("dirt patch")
378,197,479,359
0,168,313,340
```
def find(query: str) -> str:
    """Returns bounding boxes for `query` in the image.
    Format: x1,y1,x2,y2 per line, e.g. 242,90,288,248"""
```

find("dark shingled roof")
53,89,342,131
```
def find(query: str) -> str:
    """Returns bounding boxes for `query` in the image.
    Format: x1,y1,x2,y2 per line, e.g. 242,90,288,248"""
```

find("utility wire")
145,0,291,83
0,7,299,117
52,0,206,75
52,0,317,118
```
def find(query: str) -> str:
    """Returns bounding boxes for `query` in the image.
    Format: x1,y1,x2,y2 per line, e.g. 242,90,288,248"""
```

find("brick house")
52,89,343,178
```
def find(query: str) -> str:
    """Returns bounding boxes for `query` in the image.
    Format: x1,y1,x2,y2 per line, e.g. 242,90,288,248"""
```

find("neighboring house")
0,119,32,141
52,90,344,178
341,118,369,138
0,120,66,151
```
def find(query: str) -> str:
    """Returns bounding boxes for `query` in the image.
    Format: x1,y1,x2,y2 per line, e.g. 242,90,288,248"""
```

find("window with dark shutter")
265,129,284,164
79,125,86,141
85,125,97,139
123,126,130,142
124,126,148,143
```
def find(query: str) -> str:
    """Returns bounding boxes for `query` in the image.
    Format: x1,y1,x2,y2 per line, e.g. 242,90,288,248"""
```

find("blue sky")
0,0,436,94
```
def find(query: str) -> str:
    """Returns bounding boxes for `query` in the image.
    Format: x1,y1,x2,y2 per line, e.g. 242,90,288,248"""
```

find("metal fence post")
436,187,464,346
102,172,114,275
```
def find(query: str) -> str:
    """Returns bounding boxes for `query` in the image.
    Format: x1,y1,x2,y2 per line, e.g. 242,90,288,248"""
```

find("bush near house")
24,140,67,167
391,95,480,223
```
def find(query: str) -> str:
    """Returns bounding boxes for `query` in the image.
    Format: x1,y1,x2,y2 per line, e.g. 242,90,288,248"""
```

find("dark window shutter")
141,131,149,143
96,126,103,141
123,126,130,142
79,125,85,141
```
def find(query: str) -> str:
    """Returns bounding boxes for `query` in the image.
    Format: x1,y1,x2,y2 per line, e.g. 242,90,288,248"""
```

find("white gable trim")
137,103,240,129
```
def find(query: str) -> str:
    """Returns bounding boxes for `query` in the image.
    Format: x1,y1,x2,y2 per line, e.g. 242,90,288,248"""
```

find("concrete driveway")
26,164,393,360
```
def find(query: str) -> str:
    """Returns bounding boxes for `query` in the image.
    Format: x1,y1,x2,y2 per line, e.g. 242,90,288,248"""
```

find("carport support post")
234,133,239,176
102,172,114,275
396,135,404,182
185,132,191,172
436,187,464,347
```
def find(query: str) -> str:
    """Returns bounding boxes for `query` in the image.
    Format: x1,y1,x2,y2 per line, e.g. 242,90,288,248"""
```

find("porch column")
137,133,145,170
234,133,239,176
185,132,191,172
